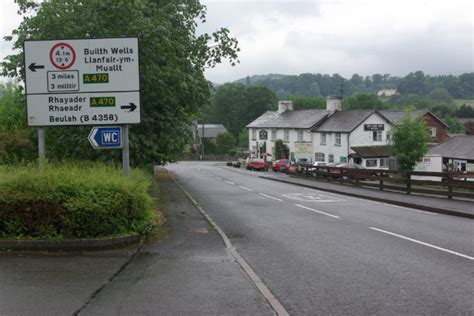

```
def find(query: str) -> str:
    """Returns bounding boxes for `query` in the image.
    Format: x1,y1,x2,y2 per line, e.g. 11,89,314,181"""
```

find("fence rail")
292,165,474,200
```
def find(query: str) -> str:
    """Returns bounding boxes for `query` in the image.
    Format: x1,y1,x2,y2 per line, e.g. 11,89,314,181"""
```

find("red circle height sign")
49,42,76,69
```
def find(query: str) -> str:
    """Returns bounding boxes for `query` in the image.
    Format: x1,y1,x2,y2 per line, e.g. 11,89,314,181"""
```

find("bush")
0,162,157,239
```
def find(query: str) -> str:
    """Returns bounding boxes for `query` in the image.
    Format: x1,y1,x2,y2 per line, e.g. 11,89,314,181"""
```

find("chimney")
326,96,342,113
278,100,293,114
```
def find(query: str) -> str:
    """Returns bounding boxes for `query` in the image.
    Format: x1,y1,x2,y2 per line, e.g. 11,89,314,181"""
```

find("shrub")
0,162,157,239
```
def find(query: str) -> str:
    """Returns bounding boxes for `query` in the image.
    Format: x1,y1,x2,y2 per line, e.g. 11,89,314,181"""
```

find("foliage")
456,104,474,118
443,116,465,134
390,115,430,171
238,128,249,148
0,82,36,164
343,93,389,110
204,83,277,137
283,95,326,110
215,132,236,155
2,0,239,166
274,139,285,159
0,162,157,239
234,72,474,99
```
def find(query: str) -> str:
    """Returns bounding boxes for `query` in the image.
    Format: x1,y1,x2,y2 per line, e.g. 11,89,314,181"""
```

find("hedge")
0,162,157,239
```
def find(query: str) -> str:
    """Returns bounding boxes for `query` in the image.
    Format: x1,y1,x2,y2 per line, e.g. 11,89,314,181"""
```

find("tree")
238,128,249,148
0,82,36,164
456,104,474,118
274,139,285,159
2,0,239,166
343,93,388,111
390,115,430,171
206,83,276,138
215,132,236,155
283,96,325,110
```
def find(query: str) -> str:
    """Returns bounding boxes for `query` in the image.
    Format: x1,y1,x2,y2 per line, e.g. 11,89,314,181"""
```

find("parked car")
246,158,269,171
272,159,290,172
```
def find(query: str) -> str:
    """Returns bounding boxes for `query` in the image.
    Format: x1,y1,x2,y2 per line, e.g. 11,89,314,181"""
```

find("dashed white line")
303,187,437,215
295,204,340,219
369,227,474,260
225,180,235,185
215,177,222,180
239,185,253,191
258,193,283,202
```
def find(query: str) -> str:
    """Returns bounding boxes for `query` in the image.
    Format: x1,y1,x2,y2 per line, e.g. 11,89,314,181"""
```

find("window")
271,129,277,140
251,129,256,140
328,154,334,163
386,132,391,141
284,130,289,142
373,131,382,141
366,159,377,167
321,132,327,145
315,152,325,162
335,133,341,146
297,130,303,142
259,130,268,140
379,158,388,167
429,127,437,138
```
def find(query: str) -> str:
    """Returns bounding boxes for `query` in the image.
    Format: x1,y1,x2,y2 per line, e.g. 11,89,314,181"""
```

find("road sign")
24,38,140,126
88,126,122,149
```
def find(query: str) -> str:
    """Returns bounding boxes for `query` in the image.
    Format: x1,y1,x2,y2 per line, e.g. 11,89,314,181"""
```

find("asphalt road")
168,161,474,315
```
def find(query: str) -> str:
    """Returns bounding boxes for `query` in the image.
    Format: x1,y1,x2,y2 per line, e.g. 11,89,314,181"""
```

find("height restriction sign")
24,37,140,126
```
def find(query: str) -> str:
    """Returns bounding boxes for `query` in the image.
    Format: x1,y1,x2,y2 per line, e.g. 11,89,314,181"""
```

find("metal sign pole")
38,127,46,169
122,125,130,176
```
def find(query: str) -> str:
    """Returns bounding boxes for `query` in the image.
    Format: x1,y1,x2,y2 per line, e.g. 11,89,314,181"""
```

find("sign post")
24,38,140,175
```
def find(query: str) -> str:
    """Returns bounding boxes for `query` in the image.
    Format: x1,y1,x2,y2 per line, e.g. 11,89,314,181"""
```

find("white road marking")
215,177,222,180
369,227,474,260
304,188,437,215
258,193,283,202
239,185,253,191
225,181,235,185
294,204,340,219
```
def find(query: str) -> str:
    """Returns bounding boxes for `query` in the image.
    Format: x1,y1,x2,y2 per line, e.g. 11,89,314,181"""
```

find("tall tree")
390,115,430,171
2,0,239,165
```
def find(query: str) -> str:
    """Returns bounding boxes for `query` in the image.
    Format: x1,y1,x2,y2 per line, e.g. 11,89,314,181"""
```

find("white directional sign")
24,37,140,126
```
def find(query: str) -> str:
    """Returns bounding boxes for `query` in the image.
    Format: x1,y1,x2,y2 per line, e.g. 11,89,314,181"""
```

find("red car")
272,159,290,172
329,163,375,179
246,158,269,171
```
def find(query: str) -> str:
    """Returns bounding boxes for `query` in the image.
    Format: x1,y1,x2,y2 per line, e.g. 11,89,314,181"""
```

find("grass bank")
0,162,157,240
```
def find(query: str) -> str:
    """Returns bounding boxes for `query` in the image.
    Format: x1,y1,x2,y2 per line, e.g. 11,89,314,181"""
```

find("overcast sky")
1,0,473,83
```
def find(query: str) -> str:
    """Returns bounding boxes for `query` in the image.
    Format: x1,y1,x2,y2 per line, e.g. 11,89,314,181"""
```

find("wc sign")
88,126,122,149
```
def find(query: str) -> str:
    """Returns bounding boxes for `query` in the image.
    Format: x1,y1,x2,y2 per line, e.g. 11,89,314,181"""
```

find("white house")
312,98,392,168
246,101,328,161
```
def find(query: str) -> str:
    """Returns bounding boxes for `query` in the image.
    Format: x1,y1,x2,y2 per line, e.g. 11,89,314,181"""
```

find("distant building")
377,89,398,97
196,124,228,140
415,135,474,174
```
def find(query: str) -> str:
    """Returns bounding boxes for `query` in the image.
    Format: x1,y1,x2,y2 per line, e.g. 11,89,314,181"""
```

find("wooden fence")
292,165,474,201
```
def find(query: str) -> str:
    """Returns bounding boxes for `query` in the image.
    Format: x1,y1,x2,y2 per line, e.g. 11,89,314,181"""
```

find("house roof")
428,135,474,160
246,109,329,129
314,110,380,132
197,124,228,138
379,110,449,127
350,145,392,158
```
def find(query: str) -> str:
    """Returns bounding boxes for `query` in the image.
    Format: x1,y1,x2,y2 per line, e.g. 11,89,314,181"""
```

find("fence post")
447,173,453,199
406,173,411,195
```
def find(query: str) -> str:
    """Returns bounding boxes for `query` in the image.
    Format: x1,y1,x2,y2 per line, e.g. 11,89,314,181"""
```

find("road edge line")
171,174,289,316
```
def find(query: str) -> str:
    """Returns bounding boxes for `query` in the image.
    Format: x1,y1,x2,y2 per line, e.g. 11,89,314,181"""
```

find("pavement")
0,170,274,315
260,172,474,219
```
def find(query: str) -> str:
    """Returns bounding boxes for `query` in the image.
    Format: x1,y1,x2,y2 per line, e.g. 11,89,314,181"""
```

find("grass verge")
0,162,158,240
